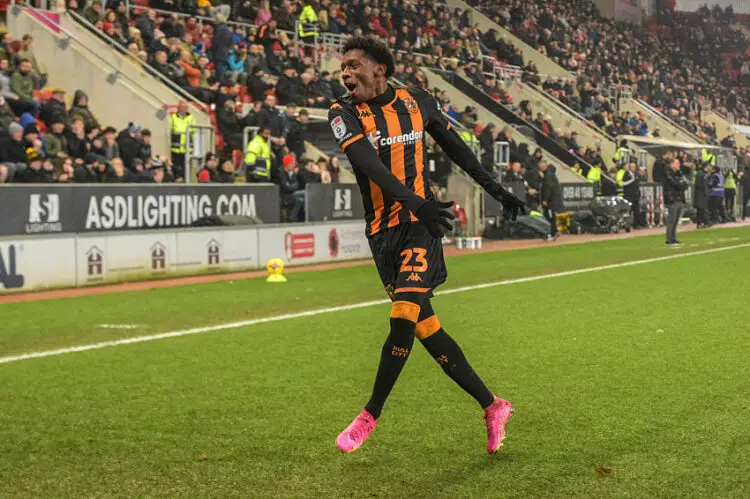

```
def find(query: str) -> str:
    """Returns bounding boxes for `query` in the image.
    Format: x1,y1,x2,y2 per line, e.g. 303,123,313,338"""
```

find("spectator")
169,101,195,181
259,93,286,151
244,125,272,182
117,122,144,173
74,153,105,183
15,154,44,183
540,162,563,240
66,117,89,160
298,157,321,187
106,157,131,183
0,122,28,182
17,35,46,89
0,96,14,129
99,127,120,162
215,160,236,183
138,128,153,163
286,108,309,160
278,154,305,222
211,6,232,84
197,152,219,183
69,90,100,133
38,88,67,128
327,155,341,183
276,65,301,105
10,59,39,115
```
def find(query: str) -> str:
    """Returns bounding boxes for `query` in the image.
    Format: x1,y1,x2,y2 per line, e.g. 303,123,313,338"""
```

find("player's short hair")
343,37,394,78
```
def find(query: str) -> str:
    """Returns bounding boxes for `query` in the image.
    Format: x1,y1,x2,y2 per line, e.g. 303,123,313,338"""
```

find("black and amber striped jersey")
328,86,451,237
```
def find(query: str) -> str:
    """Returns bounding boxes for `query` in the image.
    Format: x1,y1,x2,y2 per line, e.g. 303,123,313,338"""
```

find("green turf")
1,226,749,356
1,227,749,498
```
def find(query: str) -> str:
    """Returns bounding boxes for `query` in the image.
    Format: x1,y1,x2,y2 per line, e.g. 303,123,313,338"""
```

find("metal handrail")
67,9,207,112
634,98,704,143
125,4,298,40
525,81,618,143
15,4,170,114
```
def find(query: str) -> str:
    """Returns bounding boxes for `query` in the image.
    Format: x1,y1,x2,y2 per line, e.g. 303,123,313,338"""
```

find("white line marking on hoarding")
1,243,749,366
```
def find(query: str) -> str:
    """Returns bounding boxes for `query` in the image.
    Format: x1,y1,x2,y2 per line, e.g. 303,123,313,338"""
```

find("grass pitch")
1,227,750,498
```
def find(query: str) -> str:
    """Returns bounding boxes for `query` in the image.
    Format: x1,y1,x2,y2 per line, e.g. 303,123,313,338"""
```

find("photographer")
663,158,689,246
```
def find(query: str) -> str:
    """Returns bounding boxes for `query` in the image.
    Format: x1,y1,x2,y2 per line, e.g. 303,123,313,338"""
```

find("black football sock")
364,318,416,419
421,328,495,409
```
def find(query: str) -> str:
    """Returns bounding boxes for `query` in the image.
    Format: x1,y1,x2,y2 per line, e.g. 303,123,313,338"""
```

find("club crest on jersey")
330,116,347,139
404,97,418,114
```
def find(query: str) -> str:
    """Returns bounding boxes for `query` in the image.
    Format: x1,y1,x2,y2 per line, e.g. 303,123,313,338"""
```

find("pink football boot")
336,410,379,453
484,397,513,454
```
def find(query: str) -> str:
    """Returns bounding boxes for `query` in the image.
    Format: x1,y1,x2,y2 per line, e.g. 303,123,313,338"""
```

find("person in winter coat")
116,122,144,173
39,88,68,128
105,157,131,183
693,164,710,228
741,169,750,220
285,109,308,160
663,158,689,245
540,162,564,240
216,99,247,156
478,123,496,173
69,90,100,133
622,162,641,227
211,6,233,84
278,154,305,222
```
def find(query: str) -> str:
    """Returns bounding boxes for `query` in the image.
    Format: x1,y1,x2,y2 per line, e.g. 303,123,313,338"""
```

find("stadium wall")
0,221,370,295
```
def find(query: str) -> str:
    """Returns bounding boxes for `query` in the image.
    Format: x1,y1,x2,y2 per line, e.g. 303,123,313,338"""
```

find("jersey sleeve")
413,89,452,133
328,103,366,153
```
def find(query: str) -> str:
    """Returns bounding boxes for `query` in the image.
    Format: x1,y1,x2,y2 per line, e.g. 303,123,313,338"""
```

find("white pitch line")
97,324,140,329
1,243,749,366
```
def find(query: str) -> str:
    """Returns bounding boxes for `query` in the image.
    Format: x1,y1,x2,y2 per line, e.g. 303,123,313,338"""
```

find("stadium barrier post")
184,124,215,183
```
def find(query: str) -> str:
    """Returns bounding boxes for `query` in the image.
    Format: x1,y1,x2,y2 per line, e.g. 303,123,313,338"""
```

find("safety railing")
525,81,617,143
14,3,172,118
67,9,207,112
494,141,510,170
184,124,215,183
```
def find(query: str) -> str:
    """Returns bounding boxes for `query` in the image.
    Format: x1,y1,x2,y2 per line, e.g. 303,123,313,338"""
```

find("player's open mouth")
345,82,357,96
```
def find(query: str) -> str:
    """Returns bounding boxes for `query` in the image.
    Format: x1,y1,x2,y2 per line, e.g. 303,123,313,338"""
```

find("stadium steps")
422,67,586,184
619,98,704,144
705,109,750,148
445,0,572,80
451,0,722,148
504,80,656,174
7,6,180,156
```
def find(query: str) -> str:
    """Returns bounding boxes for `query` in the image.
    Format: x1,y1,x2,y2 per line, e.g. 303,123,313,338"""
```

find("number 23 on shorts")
399,248,428,273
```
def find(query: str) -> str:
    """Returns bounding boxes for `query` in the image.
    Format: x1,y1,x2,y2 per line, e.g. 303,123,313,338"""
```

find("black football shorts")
368,222,448,300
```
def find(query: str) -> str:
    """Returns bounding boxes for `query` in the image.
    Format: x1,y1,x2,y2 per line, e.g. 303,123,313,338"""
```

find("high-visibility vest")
725,172,736,190
460,130,478,146
613,146,629,166
701,148,716,167
615,168,626,196
586,166,602,194
298,5,318,37
170,113,196,153
244,135,271,177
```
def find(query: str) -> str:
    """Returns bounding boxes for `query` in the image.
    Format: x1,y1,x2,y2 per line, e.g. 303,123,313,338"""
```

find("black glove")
414,200,455,238
490,185,526,221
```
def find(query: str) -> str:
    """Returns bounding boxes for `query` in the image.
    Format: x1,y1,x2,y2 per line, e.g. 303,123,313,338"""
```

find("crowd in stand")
467,0,750,134
0,30,179,184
